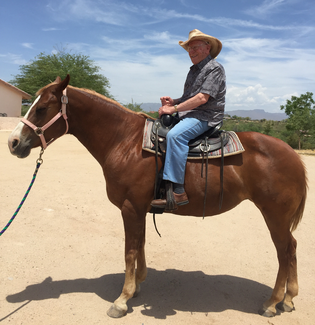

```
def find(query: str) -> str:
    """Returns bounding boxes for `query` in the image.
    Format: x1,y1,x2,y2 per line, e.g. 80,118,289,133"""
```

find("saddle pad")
142,118,245,159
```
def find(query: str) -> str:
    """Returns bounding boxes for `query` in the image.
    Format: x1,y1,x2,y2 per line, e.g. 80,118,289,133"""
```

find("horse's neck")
68,88,142,165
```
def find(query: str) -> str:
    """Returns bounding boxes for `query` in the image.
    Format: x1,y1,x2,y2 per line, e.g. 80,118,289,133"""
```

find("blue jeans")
163,118,211,184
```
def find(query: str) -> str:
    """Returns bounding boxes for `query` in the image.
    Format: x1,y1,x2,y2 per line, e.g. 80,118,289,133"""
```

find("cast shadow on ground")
6,268,272,319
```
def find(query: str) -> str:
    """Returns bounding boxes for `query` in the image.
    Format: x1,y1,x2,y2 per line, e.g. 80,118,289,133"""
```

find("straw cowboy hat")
179,29,222,58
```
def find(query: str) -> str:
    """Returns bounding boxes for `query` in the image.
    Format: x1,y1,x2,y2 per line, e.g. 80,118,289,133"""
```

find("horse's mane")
36,82,153,119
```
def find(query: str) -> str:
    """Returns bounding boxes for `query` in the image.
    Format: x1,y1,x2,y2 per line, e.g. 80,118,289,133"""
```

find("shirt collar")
191,54,213,71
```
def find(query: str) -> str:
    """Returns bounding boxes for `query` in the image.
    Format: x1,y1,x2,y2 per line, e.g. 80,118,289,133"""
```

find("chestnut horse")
8,75,307,318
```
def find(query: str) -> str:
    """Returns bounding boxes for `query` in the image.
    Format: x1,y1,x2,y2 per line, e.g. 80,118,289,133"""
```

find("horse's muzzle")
8,135,32,158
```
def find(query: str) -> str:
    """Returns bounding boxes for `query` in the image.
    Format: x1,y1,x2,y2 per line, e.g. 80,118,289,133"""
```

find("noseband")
22,89,69,149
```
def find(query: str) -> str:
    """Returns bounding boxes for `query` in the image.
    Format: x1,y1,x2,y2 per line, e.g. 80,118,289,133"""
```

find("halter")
22,89,69,149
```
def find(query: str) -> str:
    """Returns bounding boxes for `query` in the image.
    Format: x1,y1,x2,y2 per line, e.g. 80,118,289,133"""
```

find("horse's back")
238,131,306,180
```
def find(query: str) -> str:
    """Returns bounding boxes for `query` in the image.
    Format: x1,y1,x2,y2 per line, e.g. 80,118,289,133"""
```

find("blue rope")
0,150,44,237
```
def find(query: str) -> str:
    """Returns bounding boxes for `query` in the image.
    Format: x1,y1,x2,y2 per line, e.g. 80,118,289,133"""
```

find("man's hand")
158,92,210,117
160,96,174,106
158,105,176,117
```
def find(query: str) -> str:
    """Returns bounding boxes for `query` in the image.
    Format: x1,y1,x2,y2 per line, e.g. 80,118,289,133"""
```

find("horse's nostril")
12,139,19,149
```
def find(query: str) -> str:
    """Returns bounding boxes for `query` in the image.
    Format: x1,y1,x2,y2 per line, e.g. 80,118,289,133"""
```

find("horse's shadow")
6,268,272,319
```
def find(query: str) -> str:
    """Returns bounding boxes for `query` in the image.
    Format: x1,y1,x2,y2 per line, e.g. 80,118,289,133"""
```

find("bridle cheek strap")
22,89,69,150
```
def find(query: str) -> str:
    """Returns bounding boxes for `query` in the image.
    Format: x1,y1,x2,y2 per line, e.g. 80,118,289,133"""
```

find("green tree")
124,100,159,118
125,100,143,112
263,120,273,135
280,92,315,149
10,51,111,101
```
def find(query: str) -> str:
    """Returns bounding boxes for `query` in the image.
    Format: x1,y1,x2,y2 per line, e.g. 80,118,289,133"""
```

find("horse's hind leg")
277,233,298,313
260,225,298,317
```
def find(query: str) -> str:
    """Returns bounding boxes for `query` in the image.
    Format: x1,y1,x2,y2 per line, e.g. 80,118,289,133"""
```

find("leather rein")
21,89,69,149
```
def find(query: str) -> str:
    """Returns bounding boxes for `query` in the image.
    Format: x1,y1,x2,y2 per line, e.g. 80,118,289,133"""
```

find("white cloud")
221,37,315,112
47,0,130,25
143,31,175,45
40,0,314,113
142,8,309,33
46,0,313,35
227,84,290,109
65,32,315,112
22,43,34,49
97,54,188,104
42,27,61,31
0,53,27,65
245,0,285,18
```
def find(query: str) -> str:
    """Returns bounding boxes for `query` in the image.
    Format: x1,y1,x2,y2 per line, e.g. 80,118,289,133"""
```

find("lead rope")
202,137,209,219
0,149,44,237
153,123,162,237
219,132,224,210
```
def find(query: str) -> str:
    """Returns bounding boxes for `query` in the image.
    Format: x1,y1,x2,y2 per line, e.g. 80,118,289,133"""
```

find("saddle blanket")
142,119,245,159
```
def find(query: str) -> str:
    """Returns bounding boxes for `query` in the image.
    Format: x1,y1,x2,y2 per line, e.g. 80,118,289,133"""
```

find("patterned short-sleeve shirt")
179,54,226,127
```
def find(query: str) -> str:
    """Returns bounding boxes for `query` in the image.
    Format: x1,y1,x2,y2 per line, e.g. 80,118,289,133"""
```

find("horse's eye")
36,107,46,113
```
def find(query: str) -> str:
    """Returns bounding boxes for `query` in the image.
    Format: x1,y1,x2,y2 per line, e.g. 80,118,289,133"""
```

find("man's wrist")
174,105,178,113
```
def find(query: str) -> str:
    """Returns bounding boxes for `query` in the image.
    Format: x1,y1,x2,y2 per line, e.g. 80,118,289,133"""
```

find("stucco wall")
0,84,22,117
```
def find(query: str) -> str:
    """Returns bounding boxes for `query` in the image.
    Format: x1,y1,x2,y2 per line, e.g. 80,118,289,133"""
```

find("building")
0,79,32,117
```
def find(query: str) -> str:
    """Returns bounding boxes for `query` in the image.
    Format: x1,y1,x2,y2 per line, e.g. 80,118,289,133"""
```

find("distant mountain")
140,103,161,111
140,104,287,121
225,109,287,121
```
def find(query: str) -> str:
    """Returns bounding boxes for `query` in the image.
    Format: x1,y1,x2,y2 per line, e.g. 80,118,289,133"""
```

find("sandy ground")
0,118,314,325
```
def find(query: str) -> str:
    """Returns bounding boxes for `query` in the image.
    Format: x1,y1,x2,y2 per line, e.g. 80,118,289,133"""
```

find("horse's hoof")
277,301,295,313
107,304,127,318
258,308,276,317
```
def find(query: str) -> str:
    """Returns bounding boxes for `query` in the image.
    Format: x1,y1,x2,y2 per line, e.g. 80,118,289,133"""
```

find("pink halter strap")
22,89,69,149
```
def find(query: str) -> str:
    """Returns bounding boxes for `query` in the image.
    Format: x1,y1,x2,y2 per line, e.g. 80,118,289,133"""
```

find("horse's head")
8,75,70,158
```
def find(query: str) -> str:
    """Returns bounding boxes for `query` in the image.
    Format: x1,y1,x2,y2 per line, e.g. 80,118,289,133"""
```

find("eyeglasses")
187,44,206,52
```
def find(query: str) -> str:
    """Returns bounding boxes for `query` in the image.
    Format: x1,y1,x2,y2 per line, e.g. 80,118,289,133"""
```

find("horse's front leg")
107,201,146,318
135,218,147,297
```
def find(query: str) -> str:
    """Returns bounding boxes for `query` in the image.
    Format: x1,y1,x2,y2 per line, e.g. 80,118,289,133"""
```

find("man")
151,29,226,209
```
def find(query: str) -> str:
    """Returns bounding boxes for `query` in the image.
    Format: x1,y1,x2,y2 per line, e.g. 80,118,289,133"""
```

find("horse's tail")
291,159,308,232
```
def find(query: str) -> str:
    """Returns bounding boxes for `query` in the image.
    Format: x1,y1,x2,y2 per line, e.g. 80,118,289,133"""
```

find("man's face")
188,40,211,65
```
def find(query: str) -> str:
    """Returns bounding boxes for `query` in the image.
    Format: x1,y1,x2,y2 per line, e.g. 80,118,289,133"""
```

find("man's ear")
207,43,211,54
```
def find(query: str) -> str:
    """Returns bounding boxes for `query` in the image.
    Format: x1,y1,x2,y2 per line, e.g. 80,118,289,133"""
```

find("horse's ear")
57,74,70,91
54,76,62,83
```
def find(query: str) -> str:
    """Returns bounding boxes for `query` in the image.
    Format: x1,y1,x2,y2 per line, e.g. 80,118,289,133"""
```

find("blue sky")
1,0,314,113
